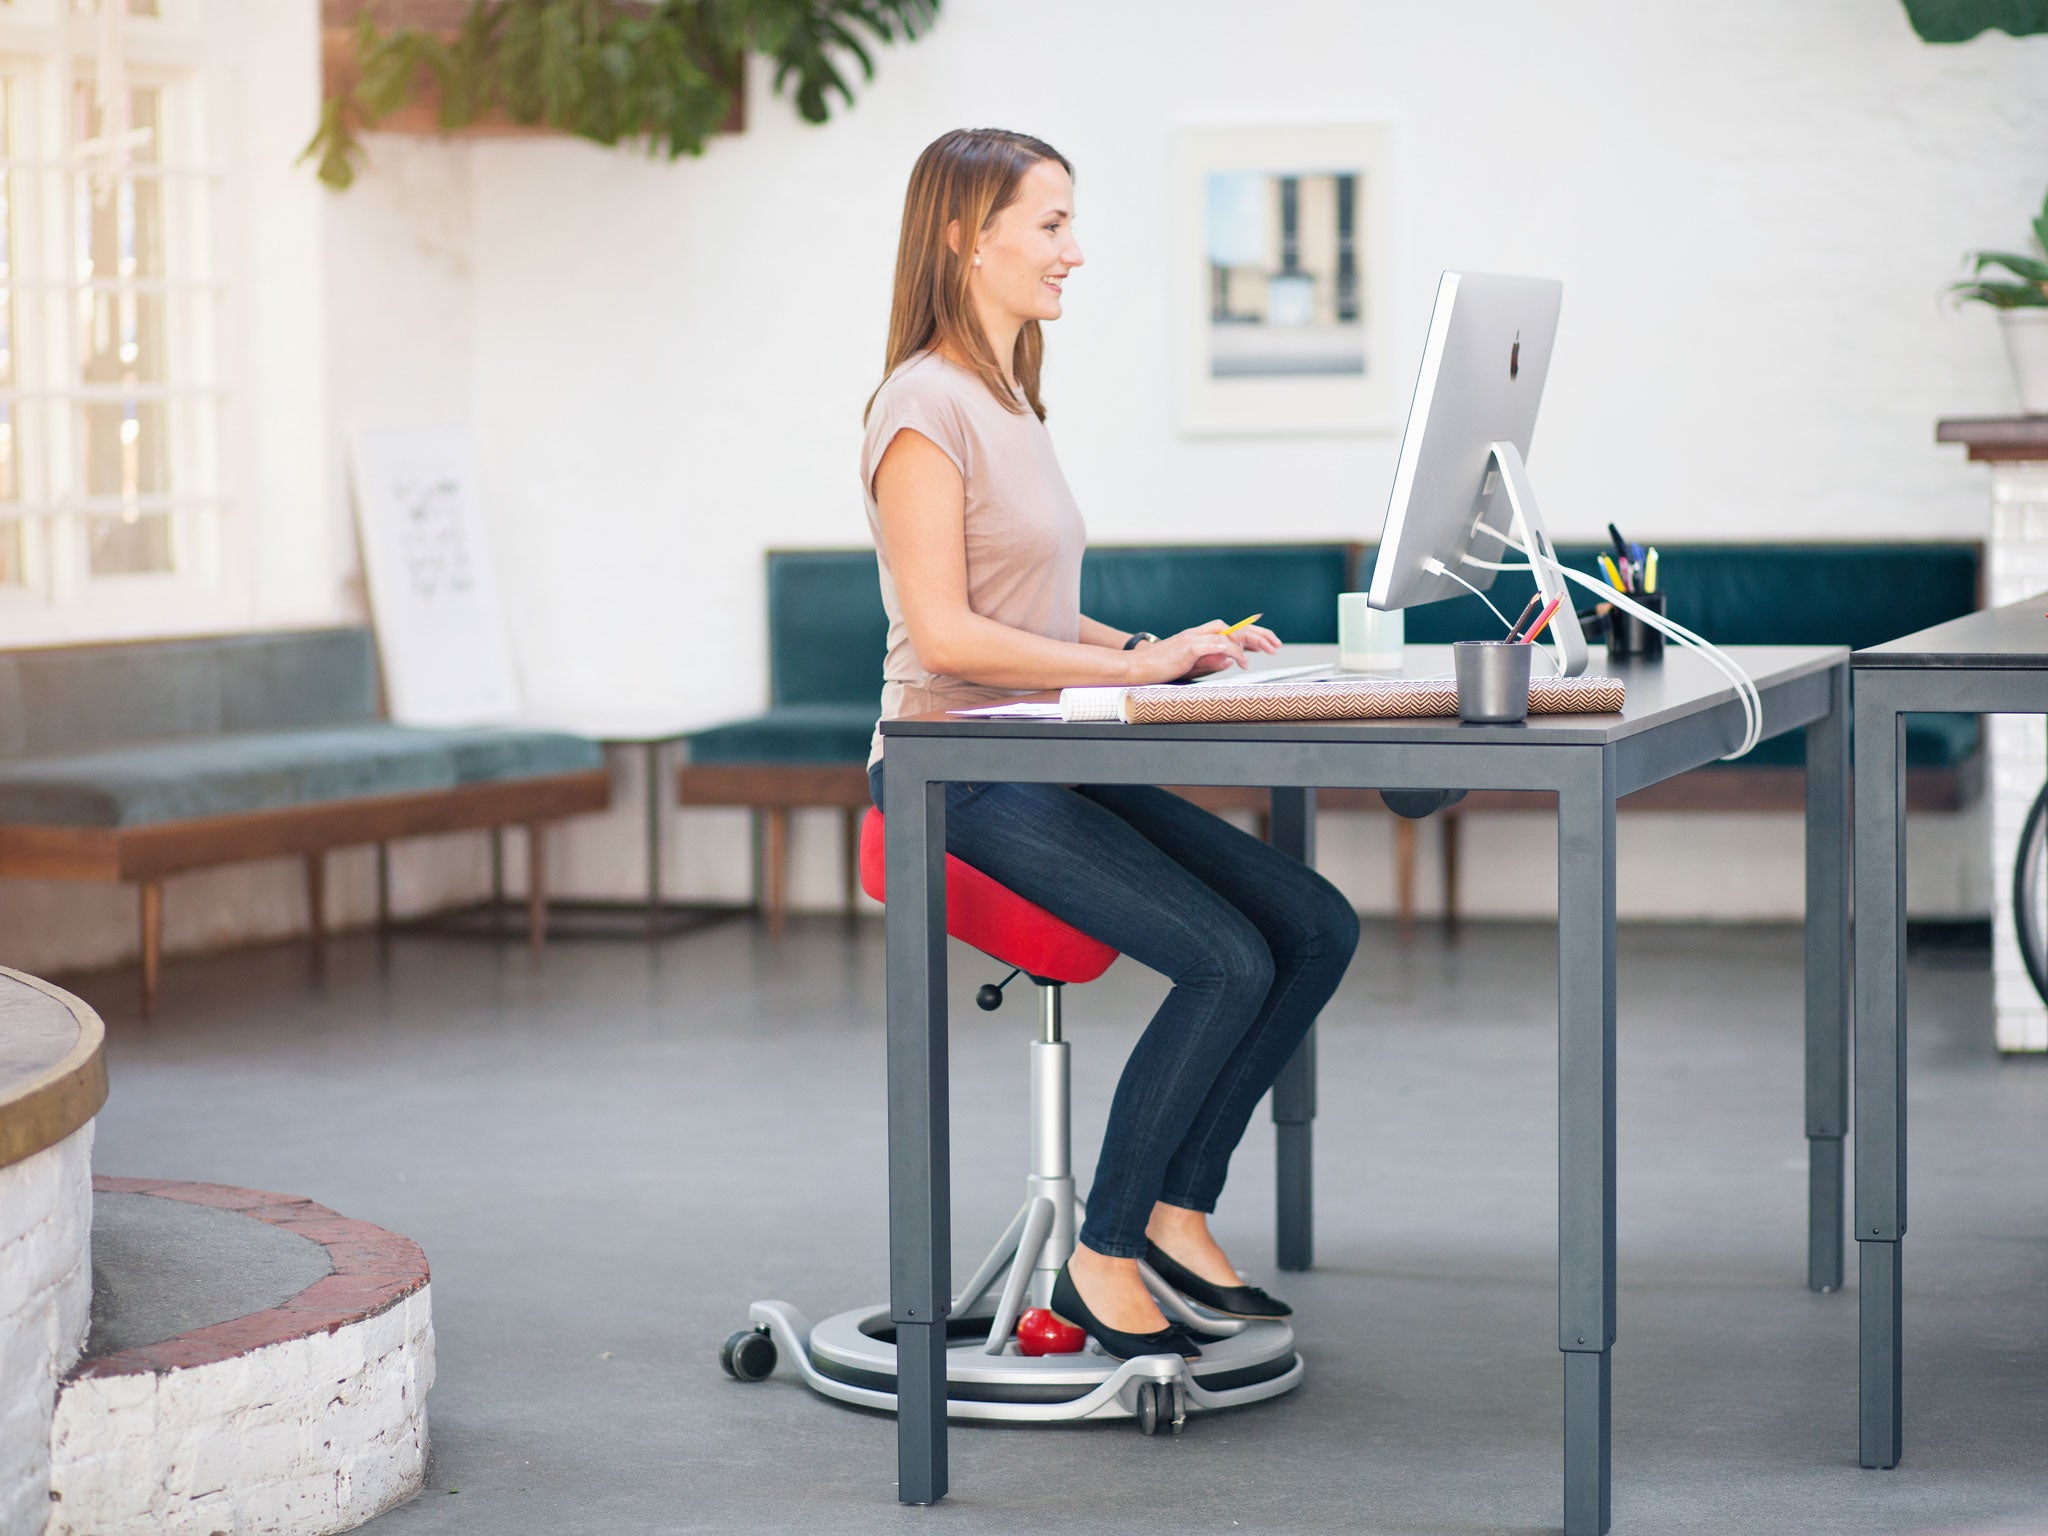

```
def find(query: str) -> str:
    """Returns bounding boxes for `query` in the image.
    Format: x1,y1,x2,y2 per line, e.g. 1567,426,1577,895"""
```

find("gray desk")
1853,595,2048,1470
879,643,1849,1536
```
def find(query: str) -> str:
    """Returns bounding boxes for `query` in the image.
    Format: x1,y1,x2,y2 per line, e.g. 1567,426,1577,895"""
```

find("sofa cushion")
768,550,890,709
688,704,879,765
0,722,602,829
0,629,379,760
1393,542,1979,652
421,726,604,783
0,726,458,828
1080,544,1354,645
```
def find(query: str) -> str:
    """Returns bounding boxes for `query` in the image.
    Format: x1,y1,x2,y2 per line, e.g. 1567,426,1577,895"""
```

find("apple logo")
1510,333,1521,380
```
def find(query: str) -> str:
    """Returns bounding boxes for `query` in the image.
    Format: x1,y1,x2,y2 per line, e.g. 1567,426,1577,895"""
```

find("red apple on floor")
1015,1307,1087,1356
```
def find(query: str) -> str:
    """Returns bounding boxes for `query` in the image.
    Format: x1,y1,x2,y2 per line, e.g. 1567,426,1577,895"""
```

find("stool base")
741,1299,1302,1429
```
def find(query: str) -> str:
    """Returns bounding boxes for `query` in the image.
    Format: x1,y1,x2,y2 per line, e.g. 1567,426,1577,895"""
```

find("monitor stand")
1468,440,1590,678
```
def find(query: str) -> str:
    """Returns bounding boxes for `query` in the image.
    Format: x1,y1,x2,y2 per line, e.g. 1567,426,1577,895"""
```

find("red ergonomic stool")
722,807,1303,1435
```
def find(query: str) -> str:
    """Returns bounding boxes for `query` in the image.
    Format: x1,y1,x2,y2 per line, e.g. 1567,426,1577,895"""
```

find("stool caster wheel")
721,1327,777,1382
1133,1379,1186,1436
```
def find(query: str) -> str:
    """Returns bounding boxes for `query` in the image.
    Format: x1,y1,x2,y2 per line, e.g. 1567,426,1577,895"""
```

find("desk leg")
645,741,664,934
1854,687,1908,1469
884,767,950,1504
1270,787,1317,1273
1805,664,1850,1293
1558,755,1616,1536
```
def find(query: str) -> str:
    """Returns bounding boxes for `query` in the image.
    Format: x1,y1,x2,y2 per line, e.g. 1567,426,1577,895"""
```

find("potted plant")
1951,183,2048,414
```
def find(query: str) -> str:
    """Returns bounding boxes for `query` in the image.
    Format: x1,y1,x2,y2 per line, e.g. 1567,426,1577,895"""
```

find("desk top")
881,644,1843,749
1855,594,2048,670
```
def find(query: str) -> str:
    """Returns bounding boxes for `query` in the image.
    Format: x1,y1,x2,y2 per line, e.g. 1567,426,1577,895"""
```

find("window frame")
0,0,236,643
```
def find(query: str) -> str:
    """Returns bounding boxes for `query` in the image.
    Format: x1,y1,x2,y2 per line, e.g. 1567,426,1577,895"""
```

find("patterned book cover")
1084,674,1626,725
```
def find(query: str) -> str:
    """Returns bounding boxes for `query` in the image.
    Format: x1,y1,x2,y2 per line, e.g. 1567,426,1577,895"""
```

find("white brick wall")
1986,465,2048,1052
0,1124,94,1536
47,1285,433,1536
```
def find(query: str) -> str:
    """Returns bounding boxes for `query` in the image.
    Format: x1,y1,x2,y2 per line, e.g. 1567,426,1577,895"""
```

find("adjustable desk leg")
1804,664,1850,1293
1854,685,1908,1469
1557,754,1616,1536
1269,786,1317,1273
884,767,951,1504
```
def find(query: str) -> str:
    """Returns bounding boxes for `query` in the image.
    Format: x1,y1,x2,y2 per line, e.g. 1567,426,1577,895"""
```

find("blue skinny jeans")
870,763,1359,1261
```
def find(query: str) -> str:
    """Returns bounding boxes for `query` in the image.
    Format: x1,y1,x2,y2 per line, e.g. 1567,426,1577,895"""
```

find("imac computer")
1367,271,1588,678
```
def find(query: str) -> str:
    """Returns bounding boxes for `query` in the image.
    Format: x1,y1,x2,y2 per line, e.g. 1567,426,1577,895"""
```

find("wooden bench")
0,629,611,1013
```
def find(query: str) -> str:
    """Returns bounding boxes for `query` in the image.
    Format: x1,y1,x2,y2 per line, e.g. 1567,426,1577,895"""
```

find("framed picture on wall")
1175,123,1394,435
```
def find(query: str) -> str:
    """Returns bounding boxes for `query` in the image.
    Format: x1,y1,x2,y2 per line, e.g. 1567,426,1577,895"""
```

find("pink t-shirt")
861,351,1087,765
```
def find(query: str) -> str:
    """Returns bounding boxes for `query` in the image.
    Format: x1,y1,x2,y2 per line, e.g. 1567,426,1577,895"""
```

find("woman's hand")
1124,621,1275,684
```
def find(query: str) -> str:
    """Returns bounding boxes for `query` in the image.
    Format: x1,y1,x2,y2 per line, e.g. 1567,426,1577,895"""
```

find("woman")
862,128,1359,1360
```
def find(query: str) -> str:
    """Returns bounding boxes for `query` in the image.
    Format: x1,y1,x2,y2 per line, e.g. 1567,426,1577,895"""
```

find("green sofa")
684,539,1984,937
680,544,1361,934
1399,541,1982,781
0,629,610,1012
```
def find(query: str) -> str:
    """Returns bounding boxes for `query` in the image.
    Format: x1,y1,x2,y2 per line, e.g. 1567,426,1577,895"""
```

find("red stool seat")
859,807,1117,985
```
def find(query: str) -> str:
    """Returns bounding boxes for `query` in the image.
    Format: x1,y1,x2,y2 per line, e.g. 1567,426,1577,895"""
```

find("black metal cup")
1606,591,1666,661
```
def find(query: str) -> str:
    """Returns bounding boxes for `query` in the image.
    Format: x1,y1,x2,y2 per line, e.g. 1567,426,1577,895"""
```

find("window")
0,0,225,633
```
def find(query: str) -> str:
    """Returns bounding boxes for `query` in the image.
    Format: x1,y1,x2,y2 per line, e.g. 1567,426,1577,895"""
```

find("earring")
973,255,981,267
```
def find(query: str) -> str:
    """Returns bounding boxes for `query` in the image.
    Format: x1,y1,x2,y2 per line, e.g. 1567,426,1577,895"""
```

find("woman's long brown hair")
866,128,1071,425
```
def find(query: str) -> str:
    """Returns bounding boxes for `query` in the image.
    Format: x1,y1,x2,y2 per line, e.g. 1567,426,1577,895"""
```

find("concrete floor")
71,916,2048,1536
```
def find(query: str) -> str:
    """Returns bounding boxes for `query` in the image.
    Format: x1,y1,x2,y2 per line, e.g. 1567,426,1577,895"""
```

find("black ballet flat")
1144,1241,1293,1321
1049,1267,1201,1361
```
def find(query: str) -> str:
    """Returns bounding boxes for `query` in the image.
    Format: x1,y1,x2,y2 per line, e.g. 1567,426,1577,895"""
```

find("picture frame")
350,424,524,726
1174,123,1395,436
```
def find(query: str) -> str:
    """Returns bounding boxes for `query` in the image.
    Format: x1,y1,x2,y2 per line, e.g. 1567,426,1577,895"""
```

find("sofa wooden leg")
304,851,327,976
1442,812,1463,943
139,881,163,1018
1394,819,1417,944
526,822,548,952
842,807,861,915
765,807,790,939
374,843,391,934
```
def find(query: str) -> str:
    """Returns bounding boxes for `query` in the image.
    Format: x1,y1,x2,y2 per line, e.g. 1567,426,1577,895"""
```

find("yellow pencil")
1221,613,1263,637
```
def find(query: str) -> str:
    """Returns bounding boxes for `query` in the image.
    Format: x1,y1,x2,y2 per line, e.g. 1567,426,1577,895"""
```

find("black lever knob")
975,966,1024,1012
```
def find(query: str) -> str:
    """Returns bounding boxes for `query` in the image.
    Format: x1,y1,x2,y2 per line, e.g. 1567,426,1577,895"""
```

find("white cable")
1459,533,1763,759
1421,556,1563,673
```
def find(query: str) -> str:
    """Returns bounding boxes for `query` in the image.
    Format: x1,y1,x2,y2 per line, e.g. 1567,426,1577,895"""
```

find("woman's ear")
945,218,961,257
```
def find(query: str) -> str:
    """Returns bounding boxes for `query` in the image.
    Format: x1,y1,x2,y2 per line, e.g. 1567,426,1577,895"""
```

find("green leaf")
1971,249,2048,282
312,0,944,189
1901,0,2048,39
1949,278,2048,308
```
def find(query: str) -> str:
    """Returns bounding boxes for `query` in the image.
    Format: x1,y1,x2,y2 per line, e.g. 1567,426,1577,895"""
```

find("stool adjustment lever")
976,967,1023,1012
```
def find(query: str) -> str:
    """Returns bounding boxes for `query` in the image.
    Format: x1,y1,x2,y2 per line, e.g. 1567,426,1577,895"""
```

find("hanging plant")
307,0,941,190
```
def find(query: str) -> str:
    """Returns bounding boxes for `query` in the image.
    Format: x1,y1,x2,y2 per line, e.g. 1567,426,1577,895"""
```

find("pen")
1607,522,1632,571
1645,548,1658,595
1220,613,1262,637
1598,553,1624,591
1519,595,1566,645
1503,594,1544,641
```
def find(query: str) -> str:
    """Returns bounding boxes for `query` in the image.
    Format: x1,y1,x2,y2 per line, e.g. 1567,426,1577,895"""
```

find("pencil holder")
1453,641,1533,724
1606,592,1666,661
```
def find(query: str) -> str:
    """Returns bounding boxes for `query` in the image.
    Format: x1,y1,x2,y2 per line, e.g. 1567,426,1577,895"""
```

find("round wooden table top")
0,967,107,1171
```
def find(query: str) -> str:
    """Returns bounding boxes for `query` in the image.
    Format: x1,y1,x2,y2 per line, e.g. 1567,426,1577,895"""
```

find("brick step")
50,1179,433,1536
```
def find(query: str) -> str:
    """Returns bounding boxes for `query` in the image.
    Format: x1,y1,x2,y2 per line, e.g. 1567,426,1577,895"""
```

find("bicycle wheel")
2011,779,2048,1007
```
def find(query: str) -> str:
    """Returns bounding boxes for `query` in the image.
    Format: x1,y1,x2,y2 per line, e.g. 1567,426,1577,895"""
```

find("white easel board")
350,425,523,726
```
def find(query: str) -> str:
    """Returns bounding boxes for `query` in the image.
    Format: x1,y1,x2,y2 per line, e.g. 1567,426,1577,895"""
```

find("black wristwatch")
1123,631,1159,650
